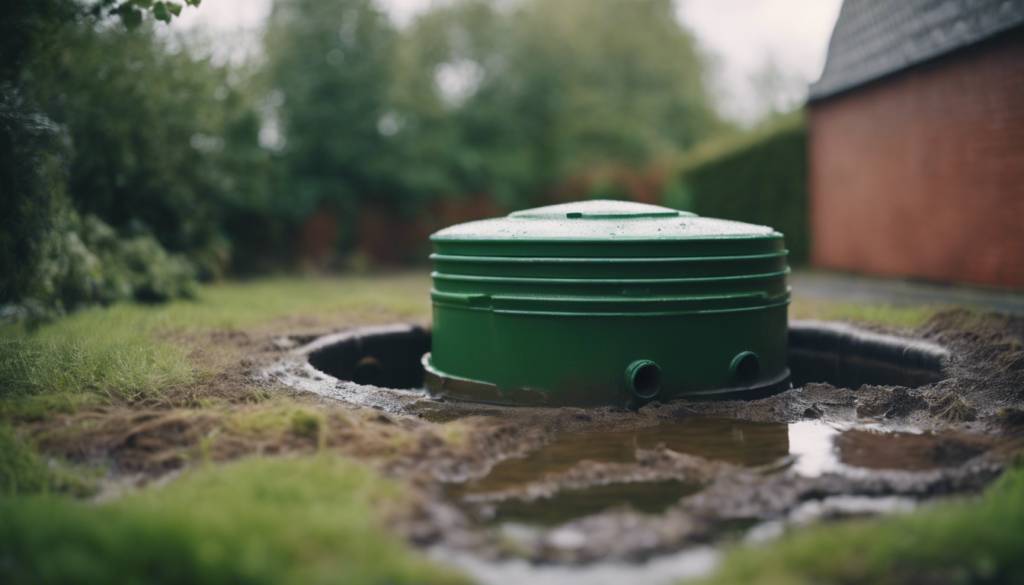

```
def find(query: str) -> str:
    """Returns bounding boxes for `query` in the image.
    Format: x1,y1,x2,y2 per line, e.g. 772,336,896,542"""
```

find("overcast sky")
174,0,843,124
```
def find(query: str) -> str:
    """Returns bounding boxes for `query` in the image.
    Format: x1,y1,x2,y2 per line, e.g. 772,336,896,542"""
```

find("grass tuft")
0,392,102,422
695,466,1024,585
0,424,52,495
0,456,468,585
930,393,978,423
290,409,323,438
224,405,298,436
0,326,193,403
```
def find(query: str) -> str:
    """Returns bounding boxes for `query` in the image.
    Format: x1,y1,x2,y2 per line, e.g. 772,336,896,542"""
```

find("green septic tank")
423,200,790,407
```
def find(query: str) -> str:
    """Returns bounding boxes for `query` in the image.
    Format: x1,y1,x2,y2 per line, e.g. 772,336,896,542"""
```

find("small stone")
548,527,587,549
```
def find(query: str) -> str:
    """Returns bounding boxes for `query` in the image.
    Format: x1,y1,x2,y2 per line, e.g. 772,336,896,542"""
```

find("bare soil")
28,308,1024,563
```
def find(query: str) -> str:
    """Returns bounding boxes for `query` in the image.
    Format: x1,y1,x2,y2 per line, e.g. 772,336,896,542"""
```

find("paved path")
790,270,1024,315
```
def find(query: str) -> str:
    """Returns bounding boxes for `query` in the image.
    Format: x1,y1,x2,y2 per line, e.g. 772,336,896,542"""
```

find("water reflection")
788,420,841,476
456,418,791,497
789,421,988,476
448,418,790,524
447,416,988,527
488,480,702,526
431,546,720,585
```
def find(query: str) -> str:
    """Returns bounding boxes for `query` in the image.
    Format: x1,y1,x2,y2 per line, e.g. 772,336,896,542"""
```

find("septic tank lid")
431,200,783,258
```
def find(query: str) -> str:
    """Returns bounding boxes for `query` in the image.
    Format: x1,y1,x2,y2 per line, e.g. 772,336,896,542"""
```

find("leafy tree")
394,0,561,209
22,19,274,279
91,0,203,27
3,0,732,302
525,0,723,160
266,0,725,249
264,0,400,237
392,0,724,209
1,0,267,315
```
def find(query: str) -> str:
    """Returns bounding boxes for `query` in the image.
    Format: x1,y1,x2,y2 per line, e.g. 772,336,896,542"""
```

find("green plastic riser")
425,200,790,407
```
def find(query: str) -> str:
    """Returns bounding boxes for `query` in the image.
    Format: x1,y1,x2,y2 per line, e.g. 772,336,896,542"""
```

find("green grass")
0,274,1014,584
2,274,946,414
790,299,939,328
0,274,432,413
697,466,1024,585
139,273,432,331
0,423,98,496
0,424,53,495
823,304,939,328
0,326,194,402
0,456,468,585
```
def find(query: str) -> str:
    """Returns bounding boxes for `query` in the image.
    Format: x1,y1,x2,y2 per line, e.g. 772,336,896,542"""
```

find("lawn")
3,273,1017,585
0,271,935,417
0,274,432,418
0,456,469,585
1,273,467,585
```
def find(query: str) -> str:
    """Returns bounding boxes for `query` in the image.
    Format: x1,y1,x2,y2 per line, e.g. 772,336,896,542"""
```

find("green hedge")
667,116,808,263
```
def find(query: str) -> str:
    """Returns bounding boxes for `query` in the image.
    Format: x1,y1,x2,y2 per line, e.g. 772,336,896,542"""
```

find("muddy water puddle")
433,416,997,584
430,546,721,585
447,418,788,525
444,417,988,529
454,418,789,496
479,480,702,526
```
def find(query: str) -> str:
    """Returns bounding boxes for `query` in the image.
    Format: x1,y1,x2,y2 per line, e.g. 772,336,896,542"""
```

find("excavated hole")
305,320,949,394
300,321,955,519
307,325,430,389
289,321,983,576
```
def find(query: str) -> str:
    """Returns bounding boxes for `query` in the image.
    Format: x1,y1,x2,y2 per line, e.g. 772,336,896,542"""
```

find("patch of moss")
0,457,468,585
290,409,323,438
224,404,336,440
224,405,297,436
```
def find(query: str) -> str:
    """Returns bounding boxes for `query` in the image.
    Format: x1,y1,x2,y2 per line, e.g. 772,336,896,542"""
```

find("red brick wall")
808,29,1024,289
355,196,506,265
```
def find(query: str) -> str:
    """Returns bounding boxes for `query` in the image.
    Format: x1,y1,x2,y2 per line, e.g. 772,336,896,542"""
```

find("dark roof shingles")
809,0,1024,100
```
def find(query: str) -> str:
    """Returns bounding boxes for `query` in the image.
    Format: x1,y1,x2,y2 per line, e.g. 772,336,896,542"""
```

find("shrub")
1,84,198,321
24,207,198,318
0,87,67,306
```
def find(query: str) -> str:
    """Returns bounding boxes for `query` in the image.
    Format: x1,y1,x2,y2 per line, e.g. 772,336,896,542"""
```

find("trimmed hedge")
667,116,808,263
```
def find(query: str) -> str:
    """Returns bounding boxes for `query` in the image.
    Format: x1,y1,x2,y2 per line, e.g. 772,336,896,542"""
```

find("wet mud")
256,308,1024,575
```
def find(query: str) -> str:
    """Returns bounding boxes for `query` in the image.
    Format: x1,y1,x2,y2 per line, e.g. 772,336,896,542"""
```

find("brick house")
807,0,1024,289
